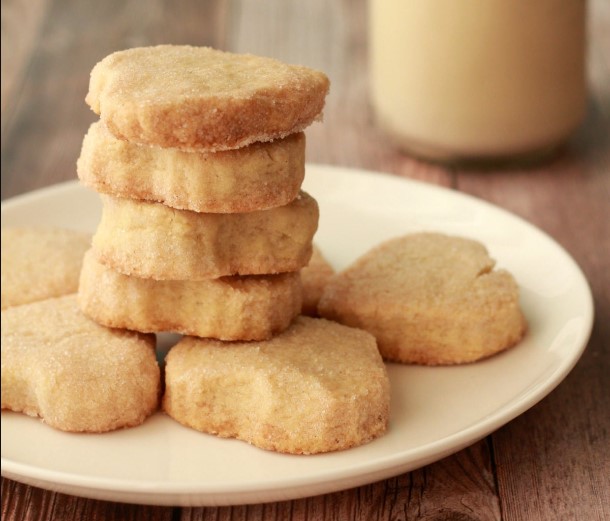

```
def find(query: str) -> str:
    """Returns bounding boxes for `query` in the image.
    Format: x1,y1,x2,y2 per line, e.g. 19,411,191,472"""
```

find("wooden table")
2,1,608,519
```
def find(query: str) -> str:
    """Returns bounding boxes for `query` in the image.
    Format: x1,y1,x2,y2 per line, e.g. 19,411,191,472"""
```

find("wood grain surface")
2,0,609,519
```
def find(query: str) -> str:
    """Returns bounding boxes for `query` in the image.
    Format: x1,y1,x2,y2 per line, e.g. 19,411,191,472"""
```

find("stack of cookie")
76,45,330,341
73,45,390,454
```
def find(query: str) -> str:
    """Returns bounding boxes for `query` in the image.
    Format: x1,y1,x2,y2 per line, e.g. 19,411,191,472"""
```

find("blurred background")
3,0,607,200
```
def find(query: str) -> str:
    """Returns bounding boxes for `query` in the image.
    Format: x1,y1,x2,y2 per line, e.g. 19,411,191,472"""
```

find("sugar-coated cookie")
77,121,306,213
79,249,302,340
301,245,335,316
86,45,330,151
1,295,160,432
92,192,318,280
163,316,390,454
1,227,91,310
318,232,527,365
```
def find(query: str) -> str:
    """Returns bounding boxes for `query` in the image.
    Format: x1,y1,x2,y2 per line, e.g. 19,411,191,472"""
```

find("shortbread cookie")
301,245,335,316
163,316,389,454
1,227,91,310
92,192,318,280
77,121,306,213
1,295,159,432
318,232,527,365
79,250,302,340
86,45,330,151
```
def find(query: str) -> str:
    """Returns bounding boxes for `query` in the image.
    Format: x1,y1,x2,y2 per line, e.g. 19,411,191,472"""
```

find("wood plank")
493,360,610,520
1,478,175,521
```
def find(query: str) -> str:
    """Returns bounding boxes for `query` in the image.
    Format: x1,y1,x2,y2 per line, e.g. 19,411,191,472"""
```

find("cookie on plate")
92,192,318,280
77,121,306,213
318,232,527,365
86,45,330,151
1,227,91,310
1,295,160,432
162,316,390,454
301,245,335,316
79,249,302,340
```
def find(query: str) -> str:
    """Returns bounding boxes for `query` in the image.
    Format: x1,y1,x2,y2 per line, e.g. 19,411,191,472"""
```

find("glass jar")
369,0,587,165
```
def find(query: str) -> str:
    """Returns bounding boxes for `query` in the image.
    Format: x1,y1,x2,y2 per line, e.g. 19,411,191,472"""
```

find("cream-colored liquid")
369,0,586,161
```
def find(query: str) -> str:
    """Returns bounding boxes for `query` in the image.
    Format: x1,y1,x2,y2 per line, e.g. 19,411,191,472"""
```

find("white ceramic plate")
1,164,593,506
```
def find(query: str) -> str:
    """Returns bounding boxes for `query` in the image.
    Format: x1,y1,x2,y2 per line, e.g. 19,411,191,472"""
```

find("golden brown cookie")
86,45,330,151
78,249,302,340
92,192,318,280
1,227,91,310
318,232,527,365
1,295,160,432
77,121,306,213
301,245,335,316
163,316,389,454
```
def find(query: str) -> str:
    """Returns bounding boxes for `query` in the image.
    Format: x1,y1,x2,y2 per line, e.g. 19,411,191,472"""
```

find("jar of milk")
369,0,587,165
